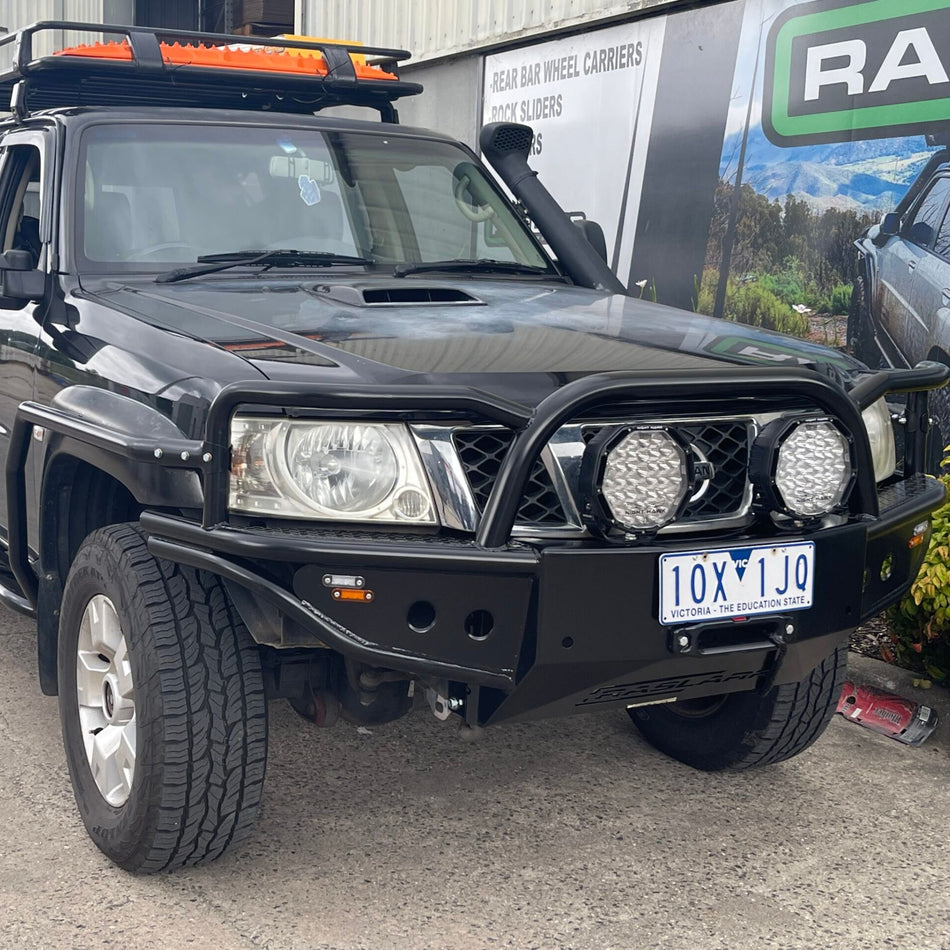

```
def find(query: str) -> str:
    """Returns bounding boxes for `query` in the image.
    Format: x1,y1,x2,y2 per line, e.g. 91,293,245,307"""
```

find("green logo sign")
764,0,950,146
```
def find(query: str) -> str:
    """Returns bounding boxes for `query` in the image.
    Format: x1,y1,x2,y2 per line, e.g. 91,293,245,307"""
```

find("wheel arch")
31,388,205,695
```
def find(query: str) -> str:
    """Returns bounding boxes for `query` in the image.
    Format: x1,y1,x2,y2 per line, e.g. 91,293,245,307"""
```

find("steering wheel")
125,242,196,262
454,175,496,223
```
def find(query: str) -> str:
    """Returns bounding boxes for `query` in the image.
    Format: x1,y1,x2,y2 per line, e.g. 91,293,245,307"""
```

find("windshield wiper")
392,258,557,279
155,249,374,284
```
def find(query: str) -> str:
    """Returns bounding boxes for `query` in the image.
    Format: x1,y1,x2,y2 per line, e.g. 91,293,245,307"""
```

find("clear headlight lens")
600,428,689,530
775,420,852,517
861,397,896,483
230,417,437,524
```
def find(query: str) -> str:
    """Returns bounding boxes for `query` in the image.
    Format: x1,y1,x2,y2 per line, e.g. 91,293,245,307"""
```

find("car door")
0,130,50,540
877,176,950,366
912,195,950,362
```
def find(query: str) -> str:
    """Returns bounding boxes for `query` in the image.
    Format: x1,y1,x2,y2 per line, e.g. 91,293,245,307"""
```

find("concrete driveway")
0,606,947,950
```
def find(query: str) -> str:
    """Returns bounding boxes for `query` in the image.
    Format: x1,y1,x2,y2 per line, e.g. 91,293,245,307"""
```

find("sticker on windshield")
298,174,322,206
277,136,297,154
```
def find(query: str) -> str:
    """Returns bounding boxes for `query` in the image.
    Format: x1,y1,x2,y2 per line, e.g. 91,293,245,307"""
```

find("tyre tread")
630,643,848,772
737,644,847,769
62,524,267,872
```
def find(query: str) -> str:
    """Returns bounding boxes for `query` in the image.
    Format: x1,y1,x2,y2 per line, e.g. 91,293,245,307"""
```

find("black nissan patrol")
0,22,945,872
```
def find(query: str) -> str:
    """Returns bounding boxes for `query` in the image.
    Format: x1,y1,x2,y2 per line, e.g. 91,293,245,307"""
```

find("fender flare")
7,385,206,608
42,385,203,508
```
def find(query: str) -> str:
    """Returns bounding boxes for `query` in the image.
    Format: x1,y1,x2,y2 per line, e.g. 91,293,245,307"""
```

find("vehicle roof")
1,104,462,147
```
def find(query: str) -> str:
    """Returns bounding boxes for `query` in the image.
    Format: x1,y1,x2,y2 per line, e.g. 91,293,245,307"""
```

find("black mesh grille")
678,421,751,519
453,429,566,525
453,420,751,529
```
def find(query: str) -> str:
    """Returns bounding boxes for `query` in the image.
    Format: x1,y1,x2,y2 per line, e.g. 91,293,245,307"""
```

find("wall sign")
765,0,950,146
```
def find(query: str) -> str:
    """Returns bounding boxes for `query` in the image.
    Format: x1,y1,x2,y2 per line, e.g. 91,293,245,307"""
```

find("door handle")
908,260,917,273
943,288,950,306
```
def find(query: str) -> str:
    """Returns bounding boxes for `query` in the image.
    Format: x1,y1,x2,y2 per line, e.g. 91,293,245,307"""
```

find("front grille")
678,421,751,519
453,419,752,531
452,429,567,525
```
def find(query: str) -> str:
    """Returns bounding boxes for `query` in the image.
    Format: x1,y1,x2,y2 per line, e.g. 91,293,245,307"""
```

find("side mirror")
871,212,900,247
0,249,45,301
571,218,608,264
880,212,900,237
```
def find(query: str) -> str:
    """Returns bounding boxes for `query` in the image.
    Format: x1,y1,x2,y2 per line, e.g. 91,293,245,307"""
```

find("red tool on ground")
837,680,939,746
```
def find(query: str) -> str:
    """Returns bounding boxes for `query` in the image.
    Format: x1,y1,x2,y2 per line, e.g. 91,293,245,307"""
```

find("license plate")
658,542,815,625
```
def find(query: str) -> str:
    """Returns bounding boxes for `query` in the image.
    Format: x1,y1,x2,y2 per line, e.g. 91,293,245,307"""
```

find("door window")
904,177,950,248
934,204,950,261
0,146,43,267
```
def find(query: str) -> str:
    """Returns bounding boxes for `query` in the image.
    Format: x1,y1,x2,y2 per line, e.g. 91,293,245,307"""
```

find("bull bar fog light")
751,416,854,519
581,425,691,533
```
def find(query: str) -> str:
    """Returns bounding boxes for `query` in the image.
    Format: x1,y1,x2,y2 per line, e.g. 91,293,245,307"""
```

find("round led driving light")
595,427,690,531
774,419,852,517
286,423,398,512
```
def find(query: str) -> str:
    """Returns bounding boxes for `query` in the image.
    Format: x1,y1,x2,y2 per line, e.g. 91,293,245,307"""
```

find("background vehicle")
852,139,950,467
0,22,946,873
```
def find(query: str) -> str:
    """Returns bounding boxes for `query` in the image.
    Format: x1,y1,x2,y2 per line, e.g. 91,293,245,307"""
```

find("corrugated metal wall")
3,1,135,55
300,0,676,63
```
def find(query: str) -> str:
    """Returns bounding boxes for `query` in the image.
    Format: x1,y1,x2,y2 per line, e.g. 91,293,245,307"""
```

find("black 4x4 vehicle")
0,22,946,872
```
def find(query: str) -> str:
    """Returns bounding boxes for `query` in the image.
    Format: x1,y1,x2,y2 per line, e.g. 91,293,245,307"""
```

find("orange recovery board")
0,21,421,119
55,38,398,81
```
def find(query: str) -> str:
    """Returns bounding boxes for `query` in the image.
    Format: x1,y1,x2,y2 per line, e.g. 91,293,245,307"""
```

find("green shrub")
693,269,810,337
725,281,810,336
887,473,950,682
759,271,804,306
828,283,852,315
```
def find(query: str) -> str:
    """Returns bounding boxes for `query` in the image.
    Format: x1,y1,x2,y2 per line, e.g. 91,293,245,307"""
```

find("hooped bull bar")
6,362,949,615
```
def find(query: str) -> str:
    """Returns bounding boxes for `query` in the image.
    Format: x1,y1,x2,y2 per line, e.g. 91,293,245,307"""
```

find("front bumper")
9,364,947,724
140,472,941,725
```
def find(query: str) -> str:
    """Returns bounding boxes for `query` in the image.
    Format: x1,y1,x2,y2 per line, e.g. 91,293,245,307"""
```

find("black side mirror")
880,212,900,237
871,212,900,247
572,218,608,264
0,249,45,301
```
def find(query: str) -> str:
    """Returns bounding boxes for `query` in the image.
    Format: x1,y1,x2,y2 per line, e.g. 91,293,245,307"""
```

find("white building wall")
298,0,679,65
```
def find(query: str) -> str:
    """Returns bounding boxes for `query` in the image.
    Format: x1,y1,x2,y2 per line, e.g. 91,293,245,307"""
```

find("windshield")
76,123,555,275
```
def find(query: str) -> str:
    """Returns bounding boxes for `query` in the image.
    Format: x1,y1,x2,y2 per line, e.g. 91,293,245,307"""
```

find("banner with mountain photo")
633,0,950,343
482,0,950,343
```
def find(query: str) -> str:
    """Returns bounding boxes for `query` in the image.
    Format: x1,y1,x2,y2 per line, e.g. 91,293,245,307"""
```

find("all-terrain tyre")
628,644,847,771
58,524,268,872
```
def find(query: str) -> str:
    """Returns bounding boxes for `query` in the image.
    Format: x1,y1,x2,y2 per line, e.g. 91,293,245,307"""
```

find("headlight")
752,416,854,519
230,417,437,524
582,426,691,533
861,397,896,482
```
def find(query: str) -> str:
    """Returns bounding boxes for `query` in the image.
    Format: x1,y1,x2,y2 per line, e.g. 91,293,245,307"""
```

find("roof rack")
0,21,423,122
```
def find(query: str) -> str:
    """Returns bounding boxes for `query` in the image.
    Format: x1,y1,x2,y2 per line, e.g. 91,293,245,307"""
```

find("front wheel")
628,644,847,771
58,524,268,872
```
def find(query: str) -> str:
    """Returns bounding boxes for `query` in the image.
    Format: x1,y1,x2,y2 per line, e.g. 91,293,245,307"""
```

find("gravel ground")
804,311,849,349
